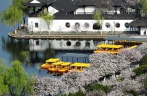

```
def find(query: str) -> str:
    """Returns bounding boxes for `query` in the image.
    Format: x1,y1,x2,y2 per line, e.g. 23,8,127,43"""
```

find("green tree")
0,5,23,34
93,12,104,34
140,0,147,16
0,0,28,33
94,12,104,26
11,0,29,24
0,59,34,96
0,59,9,95
133,65,147,76
39,8,54,34
139,54,147,66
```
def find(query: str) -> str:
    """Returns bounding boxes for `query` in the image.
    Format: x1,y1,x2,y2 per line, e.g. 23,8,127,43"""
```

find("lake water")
0,0,93,76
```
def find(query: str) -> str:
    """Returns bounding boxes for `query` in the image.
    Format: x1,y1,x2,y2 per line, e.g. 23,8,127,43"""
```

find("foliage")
61,88,85,96
0,0,28,27
39,8,54,29
116,77,124,82
128,89,139,96
0,5,23,27
0,60,34,96
93,12,104,26
0,76,9,95
139,54,147,66
84,83,110,93
133,65,147,76
140,0,147,16
11,0,28,12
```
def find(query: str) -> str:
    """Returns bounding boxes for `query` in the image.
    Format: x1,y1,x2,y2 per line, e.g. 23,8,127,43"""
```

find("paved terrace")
8,29,120,40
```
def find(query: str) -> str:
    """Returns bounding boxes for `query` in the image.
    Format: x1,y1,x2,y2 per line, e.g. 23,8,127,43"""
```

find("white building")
22,0,146,35
21,0,147,51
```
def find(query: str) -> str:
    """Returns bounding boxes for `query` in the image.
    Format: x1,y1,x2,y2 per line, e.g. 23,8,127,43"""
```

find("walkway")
8,29,120,40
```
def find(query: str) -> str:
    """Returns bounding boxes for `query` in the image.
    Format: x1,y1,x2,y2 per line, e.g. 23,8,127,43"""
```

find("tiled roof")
51,0,78,13
22,0,126,7
111,0,125,6
128,17,147,27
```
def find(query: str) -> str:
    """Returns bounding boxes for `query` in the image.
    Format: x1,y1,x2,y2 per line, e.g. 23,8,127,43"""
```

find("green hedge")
133,65,147,76
84,83,110,93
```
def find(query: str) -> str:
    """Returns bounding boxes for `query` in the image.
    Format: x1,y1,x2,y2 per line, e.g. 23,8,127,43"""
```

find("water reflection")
2,37,55,63
2,37,56,76
2,37,29,62
2,37,93,76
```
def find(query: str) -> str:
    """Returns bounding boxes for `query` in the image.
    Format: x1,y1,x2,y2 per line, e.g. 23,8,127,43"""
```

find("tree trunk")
48,26,50,35
14,25,17,34
23,17,25,24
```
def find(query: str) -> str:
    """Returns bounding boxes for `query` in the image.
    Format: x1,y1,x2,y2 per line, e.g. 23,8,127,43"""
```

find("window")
115,23,120,28
75,22,80,28
105,22,110,28
66,41,71,46
35,23,38,28
144,31,146,35
36,40,39,45
93,23,102,30
65,22,70,28
84,22,89,28
120,8,126,14
125,23,129,28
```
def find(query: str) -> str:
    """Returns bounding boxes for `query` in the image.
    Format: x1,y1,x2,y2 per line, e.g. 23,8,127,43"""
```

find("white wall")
116,7,121,14
28,17,48,32
48,6,59,15
75,7,85,14
101,20,134,32
28,17,134,32
85,6,95,14
140,27,147,35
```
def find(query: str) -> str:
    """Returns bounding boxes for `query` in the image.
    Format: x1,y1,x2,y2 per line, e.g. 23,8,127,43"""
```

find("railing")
27,10,140,20
54,13,140,20
103,14,141,20
8,31,120,40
